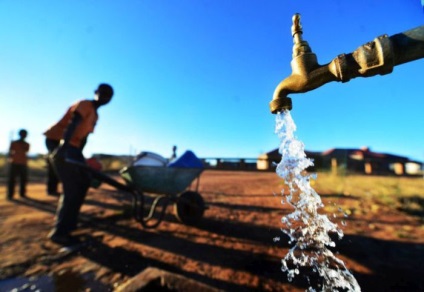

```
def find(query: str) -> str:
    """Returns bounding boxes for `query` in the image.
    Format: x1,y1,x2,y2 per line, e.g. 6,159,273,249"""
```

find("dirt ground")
1,170,423,291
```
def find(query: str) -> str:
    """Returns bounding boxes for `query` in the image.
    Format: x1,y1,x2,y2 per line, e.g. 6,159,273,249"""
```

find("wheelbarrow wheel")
174,191,204,225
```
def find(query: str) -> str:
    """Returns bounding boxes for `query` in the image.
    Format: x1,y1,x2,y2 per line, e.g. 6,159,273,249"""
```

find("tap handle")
291,13,303,43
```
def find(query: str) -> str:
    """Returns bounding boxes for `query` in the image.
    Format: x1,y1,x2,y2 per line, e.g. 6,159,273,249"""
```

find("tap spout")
270,14,424,114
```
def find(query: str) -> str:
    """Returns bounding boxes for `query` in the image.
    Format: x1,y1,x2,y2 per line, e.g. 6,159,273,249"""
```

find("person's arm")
61,112,82,146
7,142,13,159
52,112,82,159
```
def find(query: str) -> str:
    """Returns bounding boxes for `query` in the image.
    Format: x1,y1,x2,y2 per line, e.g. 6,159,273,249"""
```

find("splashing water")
275,110,361,292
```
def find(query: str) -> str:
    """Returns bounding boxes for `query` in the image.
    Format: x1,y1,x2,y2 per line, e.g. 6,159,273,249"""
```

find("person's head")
18,129,28,139
94,83,114,106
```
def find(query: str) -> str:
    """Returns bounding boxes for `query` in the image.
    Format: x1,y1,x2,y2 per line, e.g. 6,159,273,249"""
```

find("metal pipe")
270,14,424,114
391,27,424,66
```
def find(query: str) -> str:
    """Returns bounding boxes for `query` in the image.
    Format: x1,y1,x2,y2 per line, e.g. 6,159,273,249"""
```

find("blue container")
168,150,203,169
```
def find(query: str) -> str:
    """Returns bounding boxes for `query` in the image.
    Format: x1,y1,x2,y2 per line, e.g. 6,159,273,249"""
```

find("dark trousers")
45,138,60,194
52,146,91,235
7,164,28,198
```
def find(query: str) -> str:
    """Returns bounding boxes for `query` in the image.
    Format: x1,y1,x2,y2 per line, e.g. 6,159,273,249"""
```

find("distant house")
257,147,422,176
322,147,411,175
256,149,321,171
257,150,277,170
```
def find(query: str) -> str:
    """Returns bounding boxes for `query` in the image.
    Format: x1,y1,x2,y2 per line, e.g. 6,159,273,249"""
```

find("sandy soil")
1,170,423,291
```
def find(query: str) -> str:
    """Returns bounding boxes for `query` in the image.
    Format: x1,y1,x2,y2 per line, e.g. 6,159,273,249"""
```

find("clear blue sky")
1,0,423,161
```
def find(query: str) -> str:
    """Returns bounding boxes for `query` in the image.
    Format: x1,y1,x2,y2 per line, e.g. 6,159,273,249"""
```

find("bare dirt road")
1,170,423,291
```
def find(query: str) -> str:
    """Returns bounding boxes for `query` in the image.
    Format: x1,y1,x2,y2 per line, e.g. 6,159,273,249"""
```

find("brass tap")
271,13,330,113
270,14,424,114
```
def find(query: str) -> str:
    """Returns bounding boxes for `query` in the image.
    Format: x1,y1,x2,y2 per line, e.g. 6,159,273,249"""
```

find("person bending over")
46,84,114,245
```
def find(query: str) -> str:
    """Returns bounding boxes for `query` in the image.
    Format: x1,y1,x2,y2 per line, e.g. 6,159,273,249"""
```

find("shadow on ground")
77,194,424,291
3,185,424,291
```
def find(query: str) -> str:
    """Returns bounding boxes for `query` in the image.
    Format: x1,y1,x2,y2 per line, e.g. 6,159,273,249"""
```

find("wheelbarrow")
66,159,206,229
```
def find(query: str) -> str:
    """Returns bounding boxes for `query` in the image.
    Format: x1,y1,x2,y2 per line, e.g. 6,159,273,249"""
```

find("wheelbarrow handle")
65,158,135,193
65,159,175,229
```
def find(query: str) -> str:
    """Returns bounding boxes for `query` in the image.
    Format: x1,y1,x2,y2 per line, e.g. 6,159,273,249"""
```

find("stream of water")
275,110,361,292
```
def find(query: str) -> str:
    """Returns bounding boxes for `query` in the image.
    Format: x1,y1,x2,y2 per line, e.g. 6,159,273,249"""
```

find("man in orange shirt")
7,129,30,199
46,84,113,245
